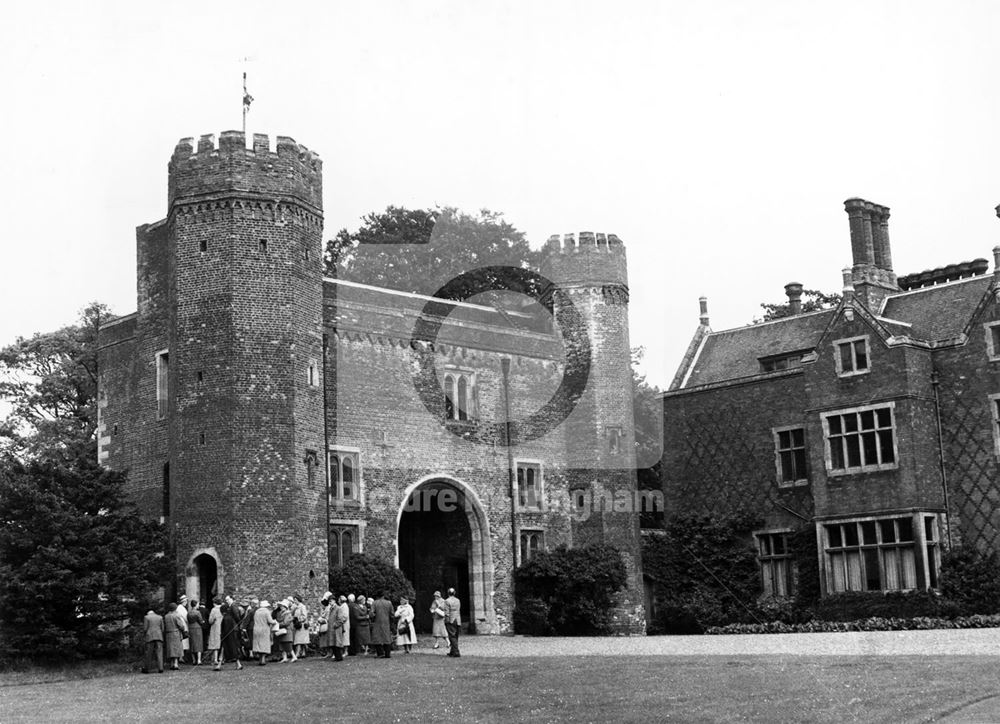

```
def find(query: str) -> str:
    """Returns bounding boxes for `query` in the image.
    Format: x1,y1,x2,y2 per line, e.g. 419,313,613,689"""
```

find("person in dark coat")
371,592,394,659
444,587,462,658
142,607,165,673
215,602,244,671
353,594,372,655
187,600,205,665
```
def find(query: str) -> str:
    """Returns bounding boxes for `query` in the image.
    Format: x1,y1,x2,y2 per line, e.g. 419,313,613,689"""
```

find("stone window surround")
514,458,545,511
443,366,478,422
329,520,365,566
753,528,793,598
833,334,870,377
818,511,940,595
989,394,1000,459
772,424,809,488
984,321,1000,361
822,401,899,476
328,446,364,508
517,527,545,566
155,349,169,420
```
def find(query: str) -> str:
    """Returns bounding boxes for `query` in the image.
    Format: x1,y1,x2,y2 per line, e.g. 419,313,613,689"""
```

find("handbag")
275,627,287,637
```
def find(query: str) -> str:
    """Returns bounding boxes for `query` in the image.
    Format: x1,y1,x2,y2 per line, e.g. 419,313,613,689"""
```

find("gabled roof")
680,310,834,388
880,275,992,341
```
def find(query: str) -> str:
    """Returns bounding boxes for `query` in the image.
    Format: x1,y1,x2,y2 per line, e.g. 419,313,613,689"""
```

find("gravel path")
439,629,1000,657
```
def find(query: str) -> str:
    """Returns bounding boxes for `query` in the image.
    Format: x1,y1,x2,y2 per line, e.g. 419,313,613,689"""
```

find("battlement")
544,231,625,253
540,231,629,289
168,131,323,212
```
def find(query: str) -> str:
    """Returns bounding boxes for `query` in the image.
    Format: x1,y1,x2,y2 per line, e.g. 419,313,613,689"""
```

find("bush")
707,613,1000,635
328,554,415,605
805,590,959,622
938,547,1000,615
513,544,627,635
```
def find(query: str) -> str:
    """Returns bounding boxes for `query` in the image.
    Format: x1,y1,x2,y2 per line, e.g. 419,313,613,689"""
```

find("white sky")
1,0,998,391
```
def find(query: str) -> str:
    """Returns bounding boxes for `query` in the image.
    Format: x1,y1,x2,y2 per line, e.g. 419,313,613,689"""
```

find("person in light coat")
207,598,223,664
317,593,333,658
331,595,350,661
164,602,188,670
292,594,310,659
429,591,448,651
142,607,165,673
394,597,416,653
252,600,276,666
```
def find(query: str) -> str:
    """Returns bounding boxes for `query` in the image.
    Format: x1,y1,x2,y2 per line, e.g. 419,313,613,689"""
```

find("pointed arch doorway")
396,476,495,634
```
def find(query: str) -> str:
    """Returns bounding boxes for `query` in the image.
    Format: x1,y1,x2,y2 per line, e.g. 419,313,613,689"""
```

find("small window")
607,426,622,454
155,351,169,420
834,336,870,376
760,354,803,373
519,530,544,564
774,426,808,486
197,370,204,385
329,449,361,507
516,461,544,510
307,359,319,387
756,531,793,597
990,395,1000,459
330,524,361,567
443,370,477,422
259,239,268,253
200,239,207,253
199,432,206,445
985,322,1000,361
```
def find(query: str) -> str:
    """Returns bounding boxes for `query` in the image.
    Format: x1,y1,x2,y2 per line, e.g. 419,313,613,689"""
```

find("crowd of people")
140,588,462,673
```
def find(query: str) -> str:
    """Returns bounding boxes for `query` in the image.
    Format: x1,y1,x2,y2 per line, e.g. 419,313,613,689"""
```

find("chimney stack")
784,282,803,315
845,198,875,270
844,197,898,310
699,297,709,326
842,268,854,302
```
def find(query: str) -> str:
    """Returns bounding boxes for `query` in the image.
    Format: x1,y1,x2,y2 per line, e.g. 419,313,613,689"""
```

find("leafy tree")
0,455,169,660
632,347,664,529
0,302,110,462
329,553,415,606
513,544,627,635
756,289,841,323
325,206,543,303
938,546,1000,615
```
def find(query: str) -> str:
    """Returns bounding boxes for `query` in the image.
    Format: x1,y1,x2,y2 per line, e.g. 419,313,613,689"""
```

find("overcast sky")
2,1,998,391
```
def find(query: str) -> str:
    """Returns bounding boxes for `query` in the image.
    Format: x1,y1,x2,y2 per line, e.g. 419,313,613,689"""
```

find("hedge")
707,613,1000,635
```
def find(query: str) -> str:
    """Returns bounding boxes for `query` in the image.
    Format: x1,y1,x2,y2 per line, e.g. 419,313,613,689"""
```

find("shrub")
938,547,1000,615
806,590,959,622
513,544,627,635
328,554,415,606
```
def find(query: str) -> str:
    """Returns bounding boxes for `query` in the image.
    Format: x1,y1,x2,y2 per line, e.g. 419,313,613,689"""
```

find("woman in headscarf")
186,599,205,665
429,590,448,650
252,600,276,666
163,602,187,670
394,596,416,654
207,597,223,665
216,600,244,671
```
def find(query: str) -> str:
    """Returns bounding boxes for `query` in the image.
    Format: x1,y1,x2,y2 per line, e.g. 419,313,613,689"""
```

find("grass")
2,653,1000,722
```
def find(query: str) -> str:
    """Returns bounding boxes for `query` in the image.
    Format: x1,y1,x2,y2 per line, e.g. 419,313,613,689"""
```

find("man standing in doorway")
444,587,461,658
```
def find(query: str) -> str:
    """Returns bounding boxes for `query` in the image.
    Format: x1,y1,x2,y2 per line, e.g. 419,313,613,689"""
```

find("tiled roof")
881,275,991,341
683,310,835,387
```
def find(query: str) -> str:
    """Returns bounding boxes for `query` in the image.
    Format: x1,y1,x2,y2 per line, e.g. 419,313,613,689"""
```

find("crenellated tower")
541,231,645,633
166,131,327,600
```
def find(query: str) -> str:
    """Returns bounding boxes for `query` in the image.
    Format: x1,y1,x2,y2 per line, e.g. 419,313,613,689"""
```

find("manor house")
96,130,645,634
664,198,1000,598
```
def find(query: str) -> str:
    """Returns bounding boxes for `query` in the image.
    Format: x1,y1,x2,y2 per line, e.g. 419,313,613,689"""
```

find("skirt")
188,624,204,653
432,615,447,638
165,631,184,659
355,622,371,646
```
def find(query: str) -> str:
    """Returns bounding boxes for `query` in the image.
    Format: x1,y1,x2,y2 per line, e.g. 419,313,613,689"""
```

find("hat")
433,590,442,597
179,594,188,602
259,600,270,608
324,591,333,599
347,593,356,603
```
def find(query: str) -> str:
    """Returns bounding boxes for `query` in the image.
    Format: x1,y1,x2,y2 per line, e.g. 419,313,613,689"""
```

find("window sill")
826,464,898,478
777,479,809,489
836,369,871,379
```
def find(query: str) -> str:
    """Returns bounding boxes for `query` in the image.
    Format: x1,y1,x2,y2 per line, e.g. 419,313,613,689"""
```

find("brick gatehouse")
96,130,645,634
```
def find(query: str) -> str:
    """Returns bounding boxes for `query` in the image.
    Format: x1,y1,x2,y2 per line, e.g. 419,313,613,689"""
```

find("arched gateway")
396,476,496,634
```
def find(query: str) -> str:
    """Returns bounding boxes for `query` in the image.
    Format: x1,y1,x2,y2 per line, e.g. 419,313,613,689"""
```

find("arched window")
328,450,361,507
520,530,544,563
443,369,477,421
444,374,455,419
330,524,360,567
457,376,468,421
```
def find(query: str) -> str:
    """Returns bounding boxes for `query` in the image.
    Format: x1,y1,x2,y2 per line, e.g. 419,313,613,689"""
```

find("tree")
0,302,110,462
0,455,169,660
631,347,664,529
756,289,841,323
325,206,543,303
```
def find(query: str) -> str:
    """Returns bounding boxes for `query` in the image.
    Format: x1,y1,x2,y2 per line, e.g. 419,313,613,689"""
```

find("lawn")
2,653,999,722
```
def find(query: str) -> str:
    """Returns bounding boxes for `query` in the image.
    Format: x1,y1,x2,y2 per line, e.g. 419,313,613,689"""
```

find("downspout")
323,332,332,575
930,369,953,549
501,357,518,568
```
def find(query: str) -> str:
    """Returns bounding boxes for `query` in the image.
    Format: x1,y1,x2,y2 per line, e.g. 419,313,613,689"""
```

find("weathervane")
242,72,254,134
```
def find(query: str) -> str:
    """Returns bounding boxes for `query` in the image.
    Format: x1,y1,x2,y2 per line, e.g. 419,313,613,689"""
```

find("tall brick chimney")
784,282,803,315
845,198,898,311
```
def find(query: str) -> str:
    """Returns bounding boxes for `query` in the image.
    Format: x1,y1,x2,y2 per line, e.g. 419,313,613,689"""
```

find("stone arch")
184,547,224,605
395,474,496,634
